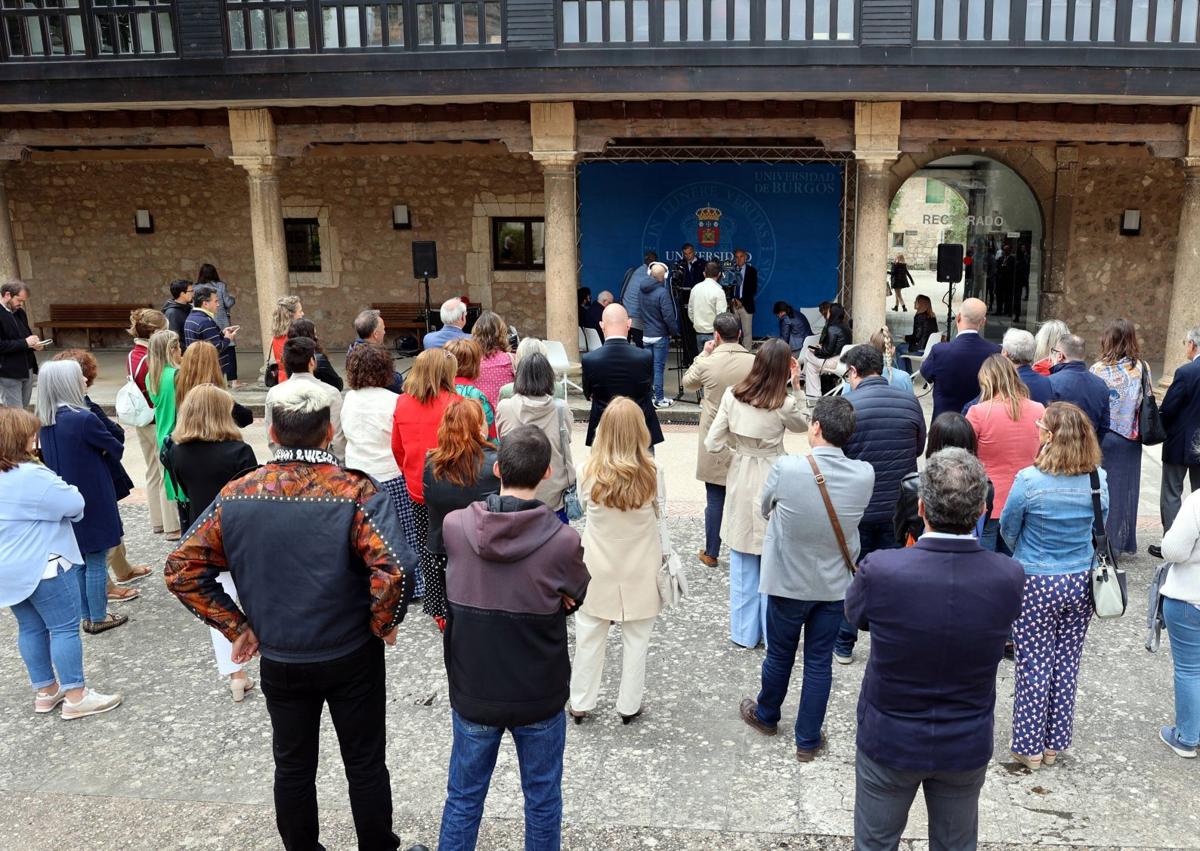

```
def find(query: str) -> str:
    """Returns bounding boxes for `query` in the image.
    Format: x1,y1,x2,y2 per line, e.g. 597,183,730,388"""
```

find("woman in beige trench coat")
705,339,807,648
570,397,662,725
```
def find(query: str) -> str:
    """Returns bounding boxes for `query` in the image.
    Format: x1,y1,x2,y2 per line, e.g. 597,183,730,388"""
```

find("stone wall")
1048,148,1182,365
889,177,957,270
7,149,545,350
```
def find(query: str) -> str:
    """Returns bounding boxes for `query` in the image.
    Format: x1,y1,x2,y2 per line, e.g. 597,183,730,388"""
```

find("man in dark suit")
846,448,1024,851
1047,333,1110,435
920,298,1001,420
674,244,707,368
0,281,44,408
1153,326,1200,558
581,303,664,448
731,248,758,345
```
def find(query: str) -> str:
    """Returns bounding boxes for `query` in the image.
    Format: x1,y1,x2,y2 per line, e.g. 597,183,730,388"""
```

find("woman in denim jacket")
1000,402,1108,771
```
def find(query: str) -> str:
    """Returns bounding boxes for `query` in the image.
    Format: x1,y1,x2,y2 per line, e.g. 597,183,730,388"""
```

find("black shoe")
1149,544,1164,559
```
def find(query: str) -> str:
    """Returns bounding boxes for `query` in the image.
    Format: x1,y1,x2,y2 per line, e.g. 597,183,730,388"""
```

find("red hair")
428,397,494,487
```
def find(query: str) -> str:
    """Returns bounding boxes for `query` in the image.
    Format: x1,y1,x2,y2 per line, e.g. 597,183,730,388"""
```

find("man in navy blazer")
845,448,1024,851
1048,333,1110,436
1157,327,1200,550
919,298,1001,420
581,303,664,448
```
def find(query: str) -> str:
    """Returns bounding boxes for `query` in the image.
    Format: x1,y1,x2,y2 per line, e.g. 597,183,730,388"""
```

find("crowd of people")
2,268,1200,850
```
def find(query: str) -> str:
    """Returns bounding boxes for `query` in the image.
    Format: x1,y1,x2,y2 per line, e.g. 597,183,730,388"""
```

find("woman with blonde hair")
889,253,915,312
268,295,303,382
867,327,914,393
1090,319,1146,555
161,385,258,700
147,329,185,539
706,338,807,648
1001,402,1107,770
444,338,497,439
966,354,1044,554
392,347,458,625
570,397,662,725
174,341,253,428
1032,319,1070,376
471,310,514,410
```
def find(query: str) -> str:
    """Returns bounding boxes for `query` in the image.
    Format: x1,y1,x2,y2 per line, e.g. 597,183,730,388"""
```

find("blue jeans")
75,549,110,623
755,596,843,749
892,342,911,373
696,333,711,355
1164,597,1200,748
649,337,669,402
439,710,566,851
979,517,1012,556
10,566,85,690
835,519,898,657
704,483,726,559
729,550,768,648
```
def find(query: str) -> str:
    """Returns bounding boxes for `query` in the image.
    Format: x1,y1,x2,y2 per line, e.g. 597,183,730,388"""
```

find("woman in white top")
1159,486,1200,757
705,338,808,648
341,344,423,596
570,397,662,725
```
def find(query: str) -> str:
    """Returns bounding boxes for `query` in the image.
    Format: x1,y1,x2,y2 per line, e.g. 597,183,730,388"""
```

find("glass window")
966,0,985,38
992,0,1009,38
812,0,829,38
294,7,308,45
483,0,498,42
892,232,906,248
1096,0,1114,38
322,5,337,44
493,218,546,271
925,179,946,204
563,0,579,40
631,0,647,40
1026,0,1043,38
416,0,433,42
941,0,959,38
248,7,265,47
836,0,851,37
1182,0,1198,41
686,0,701,39
664,0,679,39
709,0,724,39
917,0,934,38
386,3,401,43
788,0,804,37
584,0,599,40
1154,0,1173,40
344,6,361,45
284,219,322,273
733,0,749,39
1047,0,1066,39
461,0,477,41
1073,0,1091,39
608,0,624,40
1129,0,1148,40
765,0,781,39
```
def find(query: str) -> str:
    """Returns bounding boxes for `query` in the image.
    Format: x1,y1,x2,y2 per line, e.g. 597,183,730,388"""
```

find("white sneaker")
654,398,674,409
34,686,66,714
61,688,123,720
833,651,854,665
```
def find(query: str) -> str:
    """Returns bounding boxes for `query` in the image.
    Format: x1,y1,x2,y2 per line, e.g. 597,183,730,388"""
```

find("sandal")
1010,750,1042,771
107,586,139,603
165,531,182,542
116,566,152,585
82,613,129,634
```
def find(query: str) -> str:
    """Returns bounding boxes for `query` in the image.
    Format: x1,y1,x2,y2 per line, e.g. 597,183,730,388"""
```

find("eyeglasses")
1034,419,1052,434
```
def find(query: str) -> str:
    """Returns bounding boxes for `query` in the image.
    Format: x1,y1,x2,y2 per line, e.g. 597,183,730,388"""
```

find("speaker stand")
421,274,434,338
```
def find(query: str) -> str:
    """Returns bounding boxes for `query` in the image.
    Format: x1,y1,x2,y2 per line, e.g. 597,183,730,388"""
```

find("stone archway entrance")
887,154,1046,343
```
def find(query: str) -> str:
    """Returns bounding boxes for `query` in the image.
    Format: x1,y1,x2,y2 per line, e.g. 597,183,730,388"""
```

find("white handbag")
652,492,688,608
115,351,154,428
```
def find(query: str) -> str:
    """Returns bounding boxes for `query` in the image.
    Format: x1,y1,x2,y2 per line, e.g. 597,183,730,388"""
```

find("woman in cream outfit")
705,338,807,649
570,397,662,725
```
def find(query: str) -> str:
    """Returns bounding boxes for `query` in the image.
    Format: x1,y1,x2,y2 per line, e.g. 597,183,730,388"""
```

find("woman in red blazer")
392,347,457,623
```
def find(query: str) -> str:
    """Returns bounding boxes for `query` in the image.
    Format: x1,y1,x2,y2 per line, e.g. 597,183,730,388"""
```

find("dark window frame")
284,217,323,273
492,216,545,271
1,0,177,60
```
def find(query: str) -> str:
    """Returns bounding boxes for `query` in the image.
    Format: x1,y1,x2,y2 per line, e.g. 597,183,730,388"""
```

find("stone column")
1161,161,1200,384
851,102,901,344
0,164,17,283
231,156,289,353
228,108,288,353
534,153,580,359
852,158,893,344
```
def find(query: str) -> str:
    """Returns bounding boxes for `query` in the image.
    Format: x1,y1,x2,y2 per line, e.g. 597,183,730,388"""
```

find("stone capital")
0,146,29,171
231,155,286,179
1181,157,1200,181
531,151,580,172
853,152,898,174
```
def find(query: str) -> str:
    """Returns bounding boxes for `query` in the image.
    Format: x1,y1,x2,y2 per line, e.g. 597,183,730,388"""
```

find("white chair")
903,338,939,397
583,327,603,352
544,339,583,394
800,307,825,336
577,327,586,352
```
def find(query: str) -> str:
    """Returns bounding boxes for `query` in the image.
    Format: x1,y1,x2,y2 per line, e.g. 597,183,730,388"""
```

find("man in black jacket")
732,248,758,345
439,425,590,850
165,380,421,851
161,278,193,342
1153,326,1200,559
833,344,926,665
0,281,43,408
581,303,665,448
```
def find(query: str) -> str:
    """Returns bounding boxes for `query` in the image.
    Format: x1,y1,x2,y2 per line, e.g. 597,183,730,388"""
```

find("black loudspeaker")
936,243,964,283
413,241,438,279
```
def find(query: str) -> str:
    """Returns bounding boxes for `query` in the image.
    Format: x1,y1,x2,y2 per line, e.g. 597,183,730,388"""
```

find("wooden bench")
370,302,429,348
36,304,150,349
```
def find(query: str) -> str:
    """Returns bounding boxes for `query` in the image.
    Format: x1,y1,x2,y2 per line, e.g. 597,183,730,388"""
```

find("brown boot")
739,698,777,736
697,550,719,567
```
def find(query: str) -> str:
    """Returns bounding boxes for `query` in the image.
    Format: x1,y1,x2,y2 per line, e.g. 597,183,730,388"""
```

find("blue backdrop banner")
577,161,844,337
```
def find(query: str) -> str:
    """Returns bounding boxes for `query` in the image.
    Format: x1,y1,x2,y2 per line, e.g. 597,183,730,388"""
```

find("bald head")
601,302,631,339
958,298,988,331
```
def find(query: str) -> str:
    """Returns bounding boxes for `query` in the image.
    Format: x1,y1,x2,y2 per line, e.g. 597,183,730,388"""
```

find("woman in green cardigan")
146,329,184,538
